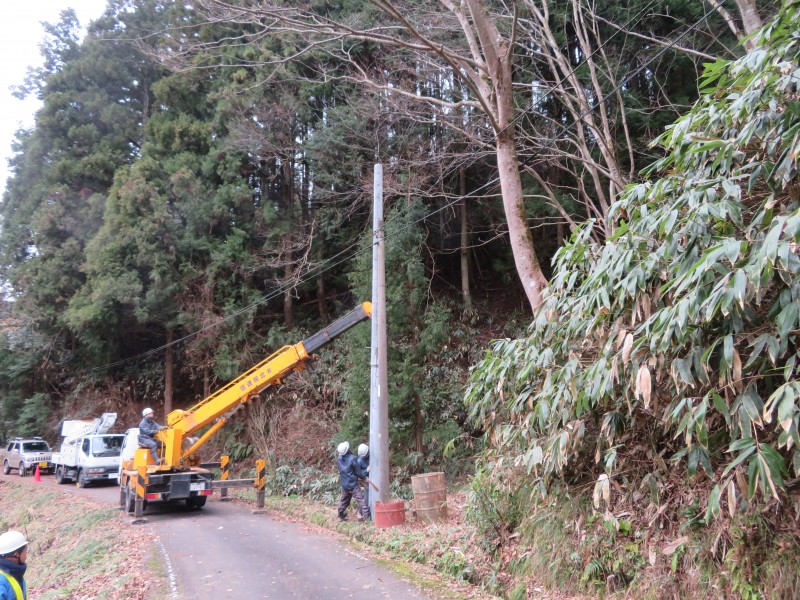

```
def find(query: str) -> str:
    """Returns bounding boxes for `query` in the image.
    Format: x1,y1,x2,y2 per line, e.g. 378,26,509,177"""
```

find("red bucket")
374,499,405,528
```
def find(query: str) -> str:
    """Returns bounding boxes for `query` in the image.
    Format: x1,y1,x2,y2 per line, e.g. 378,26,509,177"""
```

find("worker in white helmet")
357,444,371,520
0,530,28,600
336,442,368,522
138,408,165,465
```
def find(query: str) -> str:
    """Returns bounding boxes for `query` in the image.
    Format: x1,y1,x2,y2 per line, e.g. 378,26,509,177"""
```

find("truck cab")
53,433,125,486
52,413,125,487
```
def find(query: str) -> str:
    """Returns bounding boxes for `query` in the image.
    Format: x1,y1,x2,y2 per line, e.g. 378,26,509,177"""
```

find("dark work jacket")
357,455,369,474
0,557,27,600
138,416,163,440
337,451,364,490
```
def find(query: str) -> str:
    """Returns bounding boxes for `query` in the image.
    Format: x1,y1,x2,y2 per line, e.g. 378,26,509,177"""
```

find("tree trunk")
282,159,295,330
203,365,210,398
734,0,763,44
414,395,424,454
496,135,548,309
164,327,173,416
459,168,472,309
316,272,330,323
465,0,549,310
141,80,150,140
284,243,294,330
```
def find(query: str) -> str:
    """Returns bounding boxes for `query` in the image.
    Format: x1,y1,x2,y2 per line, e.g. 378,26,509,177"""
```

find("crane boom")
153,302,372,468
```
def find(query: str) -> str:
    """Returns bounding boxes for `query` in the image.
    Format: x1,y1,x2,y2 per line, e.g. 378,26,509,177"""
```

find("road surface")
2,472,430,599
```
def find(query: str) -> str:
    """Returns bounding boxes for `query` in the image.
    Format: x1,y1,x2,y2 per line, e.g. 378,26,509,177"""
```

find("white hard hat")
0,530,28,556
337,441,349,456
142,407,154,417
357,444,369,457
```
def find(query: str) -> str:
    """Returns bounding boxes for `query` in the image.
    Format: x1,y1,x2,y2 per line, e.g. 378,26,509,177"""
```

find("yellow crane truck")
119,302,372,513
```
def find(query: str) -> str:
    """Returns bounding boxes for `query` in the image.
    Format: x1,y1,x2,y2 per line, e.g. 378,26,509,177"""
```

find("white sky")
0,0,109,196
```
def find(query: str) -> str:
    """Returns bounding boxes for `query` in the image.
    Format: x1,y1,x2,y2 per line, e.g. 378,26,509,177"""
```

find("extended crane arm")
156,302,372,467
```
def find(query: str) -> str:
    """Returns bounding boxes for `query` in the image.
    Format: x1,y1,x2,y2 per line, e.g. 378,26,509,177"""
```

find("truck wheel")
186,496,207,509
77,470,89,488
18,462,26,477
125,487,135,513
2,461,9,475
55,466,65,484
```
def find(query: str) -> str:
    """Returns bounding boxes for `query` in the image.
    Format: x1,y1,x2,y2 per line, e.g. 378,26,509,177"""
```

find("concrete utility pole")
369,164,389,516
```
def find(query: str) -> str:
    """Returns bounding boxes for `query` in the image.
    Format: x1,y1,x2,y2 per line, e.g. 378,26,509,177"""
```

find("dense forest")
1,0,797,596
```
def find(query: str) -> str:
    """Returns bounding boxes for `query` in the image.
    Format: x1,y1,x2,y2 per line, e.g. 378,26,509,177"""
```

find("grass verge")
0,479,169,599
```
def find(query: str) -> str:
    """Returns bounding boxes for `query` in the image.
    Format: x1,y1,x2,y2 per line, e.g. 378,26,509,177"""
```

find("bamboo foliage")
466,0,800,517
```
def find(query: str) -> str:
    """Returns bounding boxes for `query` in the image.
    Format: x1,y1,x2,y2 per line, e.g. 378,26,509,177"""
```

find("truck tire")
125,487,135,513
55,466,66,484
77,470,90,488
2,461,9,475
186,496,207,509
18,462,26,477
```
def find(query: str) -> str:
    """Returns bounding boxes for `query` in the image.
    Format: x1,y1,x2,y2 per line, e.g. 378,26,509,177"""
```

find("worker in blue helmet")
336,442,369,522
357,444,371,520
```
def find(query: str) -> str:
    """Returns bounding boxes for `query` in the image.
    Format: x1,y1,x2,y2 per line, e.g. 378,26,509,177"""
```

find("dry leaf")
616,328,627,350
736,469,748,499
621,333,634,364
593,474,609,509
635,365,652,409
727,480,737,517
662,535,689,555
732,349,742,392
656,354,666,382
642,293,652,320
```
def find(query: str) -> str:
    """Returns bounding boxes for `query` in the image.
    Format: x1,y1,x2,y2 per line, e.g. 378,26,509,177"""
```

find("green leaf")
741,388,764,426
712,392,731,426
705,484,721,522
723,441,756,476
731,270,747,308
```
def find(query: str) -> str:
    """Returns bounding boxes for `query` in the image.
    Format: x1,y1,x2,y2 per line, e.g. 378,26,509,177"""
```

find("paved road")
2,472,429,599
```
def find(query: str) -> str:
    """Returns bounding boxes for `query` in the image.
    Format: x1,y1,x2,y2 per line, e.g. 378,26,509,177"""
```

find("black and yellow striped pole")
255,459,266,509
119,471,128,509
135,466,148,518
220,455,230,501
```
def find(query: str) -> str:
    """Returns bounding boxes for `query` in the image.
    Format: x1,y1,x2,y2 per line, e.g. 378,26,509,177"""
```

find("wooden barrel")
374,499,405,528
411,472,447,522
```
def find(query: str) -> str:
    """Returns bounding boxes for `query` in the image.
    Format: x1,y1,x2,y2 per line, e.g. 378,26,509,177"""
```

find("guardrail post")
255,459,266,509
220,454,230,501
135,466,147,519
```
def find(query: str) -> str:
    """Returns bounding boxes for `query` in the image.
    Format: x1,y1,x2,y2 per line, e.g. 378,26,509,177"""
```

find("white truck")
52,413,126,487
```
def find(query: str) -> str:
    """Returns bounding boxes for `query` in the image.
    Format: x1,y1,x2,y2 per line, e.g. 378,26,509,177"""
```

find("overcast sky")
0,1,109,196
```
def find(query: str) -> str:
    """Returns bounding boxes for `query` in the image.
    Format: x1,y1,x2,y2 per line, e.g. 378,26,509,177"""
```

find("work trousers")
139,437,161,464
338,485,369,521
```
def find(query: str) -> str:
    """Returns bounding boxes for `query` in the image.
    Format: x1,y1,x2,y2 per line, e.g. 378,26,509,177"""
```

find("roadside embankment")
0,479,168,599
